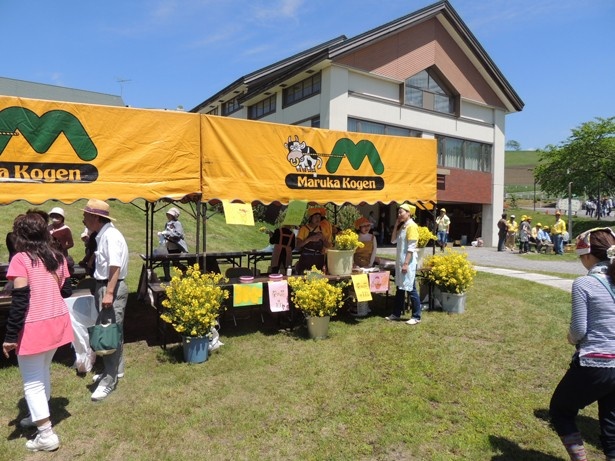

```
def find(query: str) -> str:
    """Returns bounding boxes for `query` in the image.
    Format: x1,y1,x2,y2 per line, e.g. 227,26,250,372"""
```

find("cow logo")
0,106,98,183
285,136,322,173
284,134,384,191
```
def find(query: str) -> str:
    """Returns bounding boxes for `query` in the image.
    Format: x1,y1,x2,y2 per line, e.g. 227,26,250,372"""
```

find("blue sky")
4,0,614,150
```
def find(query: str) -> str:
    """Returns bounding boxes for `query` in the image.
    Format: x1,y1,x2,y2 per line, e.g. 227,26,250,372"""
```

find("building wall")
232,17,512,246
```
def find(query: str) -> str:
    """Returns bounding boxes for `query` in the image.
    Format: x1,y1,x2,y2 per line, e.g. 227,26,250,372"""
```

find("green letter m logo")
0,106,97,161
326,138,384,175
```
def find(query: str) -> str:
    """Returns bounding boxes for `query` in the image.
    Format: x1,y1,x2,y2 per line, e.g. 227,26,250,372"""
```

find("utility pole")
568,181,573,241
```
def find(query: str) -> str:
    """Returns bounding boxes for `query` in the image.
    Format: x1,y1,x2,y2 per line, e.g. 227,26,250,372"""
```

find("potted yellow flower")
417,226,437,248
161,264,229,362
327,228,364,275
416,225,437,269
422,249,477,313
288,267,350,339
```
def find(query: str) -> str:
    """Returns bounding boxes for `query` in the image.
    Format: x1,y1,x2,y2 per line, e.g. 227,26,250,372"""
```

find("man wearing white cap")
48,207,74,256
158,207,188,281
82,199,129,402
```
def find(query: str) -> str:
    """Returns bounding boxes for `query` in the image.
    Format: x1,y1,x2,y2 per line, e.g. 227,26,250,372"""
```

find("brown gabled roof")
190,0,523,113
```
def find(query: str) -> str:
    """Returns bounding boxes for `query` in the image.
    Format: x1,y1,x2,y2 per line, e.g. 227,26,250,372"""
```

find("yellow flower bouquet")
287,267,350,317
422,249,477,294
417,226,437,248
333,228,365,251
161,265,229,337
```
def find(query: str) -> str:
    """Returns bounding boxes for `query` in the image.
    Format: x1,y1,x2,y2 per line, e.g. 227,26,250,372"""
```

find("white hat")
166,207,180,218
49,207,65,218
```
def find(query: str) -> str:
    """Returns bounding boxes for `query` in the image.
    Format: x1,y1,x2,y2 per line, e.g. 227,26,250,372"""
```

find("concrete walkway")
380,245,583,292
473,265,573,291
455,246,580,292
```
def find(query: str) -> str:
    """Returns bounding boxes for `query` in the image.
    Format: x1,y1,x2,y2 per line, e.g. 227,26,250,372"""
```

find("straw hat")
82,199,115,220
166,207,180,218
354,217,371,229
307,207,326,218
399,203,416,216
49,207,65,218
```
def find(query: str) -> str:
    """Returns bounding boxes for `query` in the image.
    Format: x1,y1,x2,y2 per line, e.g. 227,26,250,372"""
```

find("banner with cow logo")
200,116,437,205
0,96,201,204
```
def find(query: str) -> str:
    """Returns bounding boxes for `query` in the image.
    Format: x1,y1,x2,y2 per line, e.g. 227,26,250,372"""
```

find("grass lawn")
1,200,609,459
0,273,602,460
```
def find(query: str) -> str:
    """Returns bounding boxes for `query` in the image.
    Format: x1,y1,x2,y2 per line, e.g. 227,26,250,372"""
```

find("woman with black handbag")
2,211,73,452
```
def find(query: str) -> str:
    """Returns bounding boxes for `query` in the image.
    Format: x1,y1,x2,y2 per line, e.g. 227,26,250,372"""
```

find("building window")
248,95,276,120
404,69,455,115
207,107,218,116
222,96,241,116
436,135,492,172
283,72,321,107
348,118,422,137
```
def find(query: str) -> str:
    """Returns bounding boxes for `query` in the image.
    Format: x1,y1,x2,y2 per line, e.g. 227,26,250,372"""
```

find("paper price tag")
351,274,372,302
268,280,289,312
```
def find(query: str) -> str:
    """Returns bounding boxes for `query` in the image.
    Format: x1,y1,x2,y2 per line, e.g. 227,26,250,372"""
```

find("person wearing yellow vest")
386,203,422,325
552,210,567,255
506,215,518,251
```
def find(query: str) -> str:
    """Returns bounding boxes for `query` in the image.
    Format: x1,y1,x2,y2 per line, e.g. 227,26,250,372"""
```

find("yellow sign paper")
233,283,263,306
222,201,255,226
351,274,373,302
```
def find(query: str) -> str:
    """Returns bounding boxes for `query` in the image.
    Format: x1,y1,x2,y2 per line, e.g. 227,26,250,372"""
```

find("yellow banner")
201,116,436,205
0,96,201,204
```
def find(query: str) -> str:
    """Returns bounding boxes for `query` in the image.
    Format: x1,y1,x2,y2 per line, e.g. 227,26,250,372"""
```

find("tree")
534,117,615,198
506,140,521,151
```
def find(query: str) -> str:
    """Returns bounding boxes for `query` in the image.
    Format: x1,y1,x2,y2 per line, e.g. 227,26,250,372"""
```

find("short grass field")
0,273,600,460
0,200,607,460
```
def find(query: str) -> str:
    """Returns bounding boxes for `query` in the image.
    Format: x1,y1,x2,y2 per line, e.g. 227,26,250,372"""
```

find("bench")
528,242,554,254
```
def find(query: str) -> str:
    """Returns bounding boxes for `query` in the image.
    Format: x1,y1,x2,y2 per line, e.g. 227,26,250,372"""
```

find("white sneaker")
385,314,401,321
19,415,36,429
92,372,124,383
25,432,60,452
91,385,115,402
406,318,421,325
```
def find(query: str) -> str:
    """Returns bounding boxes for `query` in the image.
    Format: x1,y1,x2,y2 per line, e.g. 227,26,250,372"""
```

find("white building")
191,1,523,246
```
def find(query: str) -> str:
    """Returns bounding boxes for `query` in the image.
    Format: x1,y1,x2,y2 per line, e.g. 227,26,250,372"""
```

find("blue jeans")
393,283,422,319
437,230,447,247
497,233,506,251
550,358,615,457
553,234,564,254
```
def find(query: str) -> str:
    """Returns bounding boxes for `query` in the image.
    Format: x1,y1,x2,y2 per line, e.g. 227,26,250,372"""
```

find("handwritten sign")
369,271,390,293
222,201,255,226
351,274,372,302
233,283,263,307
282,200,308,226
267,280,289,312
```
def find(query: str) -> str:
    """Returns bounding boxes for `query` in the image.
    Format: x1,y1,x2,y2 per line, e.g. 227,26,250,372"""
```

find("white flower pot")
327,249,355,276
441,292,466,314
306,315,330,339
